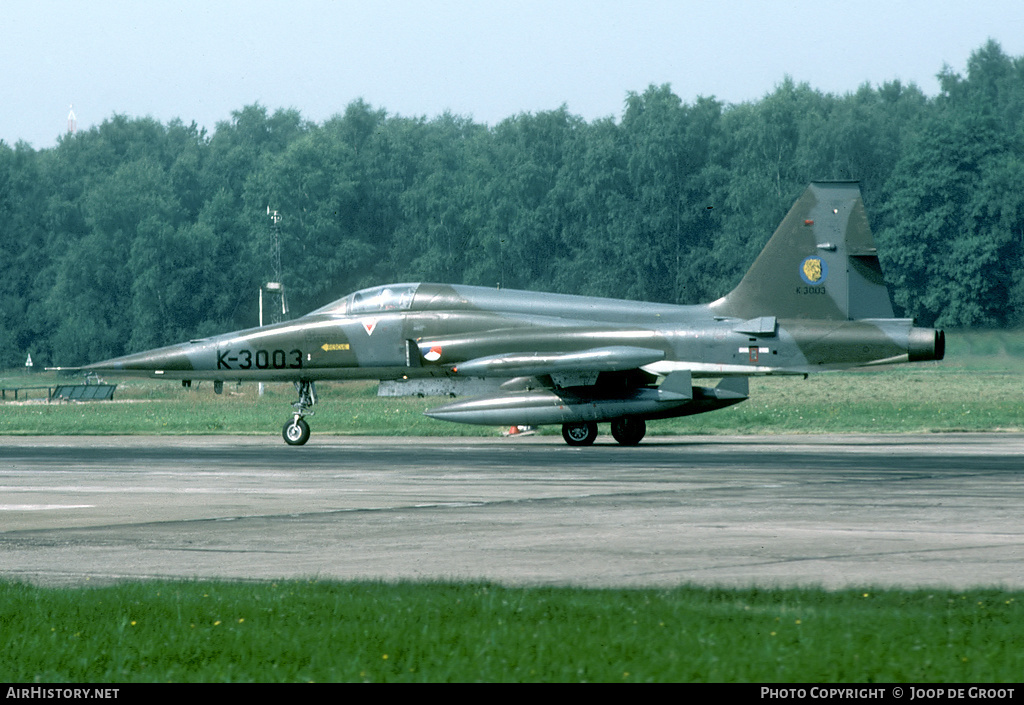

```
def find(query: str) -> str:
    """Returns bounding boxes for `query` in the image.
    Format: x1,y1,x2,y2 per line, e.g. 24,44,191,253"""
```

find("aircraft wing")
445,345,666,378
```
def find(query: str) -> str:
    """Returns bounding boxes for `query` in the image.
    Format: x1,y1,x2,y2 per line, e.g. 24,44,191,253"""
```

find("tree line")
2,40,1023,368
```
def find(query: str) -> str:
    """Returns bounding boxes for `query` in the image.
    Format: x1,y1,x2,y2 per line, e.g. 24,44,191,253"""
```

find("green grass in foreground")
2,329,1022,437
2,580,1021,683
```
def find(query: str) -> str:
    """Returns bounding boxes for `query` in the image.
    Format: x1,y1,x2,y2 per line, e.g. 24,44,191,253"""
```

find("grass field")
2,330,1022,682
2,580,1022,683
2,330,1022,437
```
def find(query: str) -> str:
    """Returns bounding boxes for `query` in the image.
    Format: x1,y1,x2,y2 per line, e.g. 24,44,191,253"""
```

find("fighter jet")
56,181,944,445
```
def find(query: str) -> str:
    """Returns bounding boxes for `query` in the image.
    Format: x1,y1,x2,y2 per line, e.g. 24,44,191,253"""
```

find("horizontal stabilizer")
451,345,665,378
732,316,777,336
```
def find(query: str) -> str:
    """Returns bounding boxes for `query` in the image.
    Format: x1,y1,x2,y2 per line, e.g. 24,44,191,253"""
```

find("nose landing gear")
283,380,317,445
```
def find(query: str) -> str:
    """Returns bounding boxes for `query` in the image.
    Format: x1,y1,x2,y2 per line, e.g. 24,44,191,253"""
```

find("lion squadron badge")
799,256,828,285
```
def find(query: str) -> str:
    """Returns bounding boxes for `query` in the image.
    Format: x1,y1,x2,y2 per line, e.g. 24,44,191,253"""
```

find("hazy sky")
4,0,1024,149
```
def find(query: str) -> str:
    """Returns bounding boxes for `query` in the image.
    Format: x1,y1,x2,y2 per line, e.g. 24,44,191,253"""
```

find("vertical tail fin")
709,181,895,321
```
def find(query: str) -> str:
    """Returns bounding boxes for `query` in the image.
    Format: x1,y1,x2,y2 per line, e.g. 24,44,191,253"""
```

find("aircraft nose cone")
84,343,196,373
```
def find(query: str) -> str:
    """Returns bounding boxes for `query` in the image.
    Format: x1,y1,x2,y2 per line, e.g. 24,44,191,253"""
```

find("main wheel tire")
562,422,598,446
610,417,646,446
283,418,311,446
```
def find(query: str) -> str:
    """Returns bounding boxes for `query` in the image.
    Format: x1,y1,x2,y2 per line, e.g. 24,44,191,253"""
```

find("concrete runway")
1,434,1022,589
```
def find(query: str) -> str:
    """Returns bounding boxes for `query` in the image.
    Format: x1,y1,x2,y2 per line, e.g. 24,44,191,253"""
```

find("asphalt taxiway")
1,434,1022,589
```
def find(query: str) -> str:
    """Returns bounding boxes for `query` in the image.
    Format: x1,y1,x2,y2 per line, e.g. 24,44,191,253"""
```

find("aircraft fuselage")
81,282,941,384
60,182,946,445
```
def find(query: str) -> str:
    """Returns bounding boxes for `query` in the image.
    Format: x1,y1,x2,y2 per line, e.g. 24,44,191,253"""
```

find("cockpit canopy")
311,283,420,316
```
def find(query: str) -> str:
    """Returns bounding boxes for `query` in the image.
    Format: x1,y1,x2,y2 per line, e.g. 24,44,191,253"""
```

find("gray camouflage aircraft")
58,181,944,445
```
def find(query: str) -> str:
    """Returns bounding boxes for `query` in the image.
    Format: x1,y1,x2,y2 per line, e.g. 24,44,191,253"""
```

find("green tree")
390,112,492,287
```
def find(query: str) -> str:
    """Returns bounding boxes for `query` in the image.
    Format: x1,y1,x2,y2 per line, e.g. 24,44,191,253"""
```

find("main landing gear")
562,422,598,446
610,417,646,446
283,380,317,446
560,418,647,447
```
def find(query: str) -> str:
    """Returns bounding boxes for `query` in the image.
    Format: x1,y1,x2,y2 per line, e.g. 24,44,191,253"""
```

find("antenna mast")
265,207,288,323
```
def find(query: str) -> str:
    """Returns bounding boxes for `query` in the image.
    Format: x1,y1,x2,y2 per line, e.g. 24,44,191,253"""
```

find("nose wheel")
282,380,317,445
283,417,311,445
